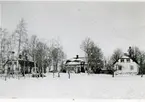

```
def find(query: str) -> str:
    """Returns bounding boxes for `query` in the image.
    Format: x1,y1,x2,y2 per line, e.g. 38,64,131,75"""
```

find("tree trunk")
16,60,19,79
34,61,37,74
53,70,55,78
24,61,25,77
112,70,114,77
58,71,60,77
141,68,143,77
68,68,70,79
55,62,58,72
42,61,44,78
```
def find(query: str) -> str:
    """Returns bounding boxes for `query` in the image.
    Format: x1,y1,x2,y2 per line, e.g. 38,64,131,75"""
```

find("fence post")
112,70,114,77
68,68,70,79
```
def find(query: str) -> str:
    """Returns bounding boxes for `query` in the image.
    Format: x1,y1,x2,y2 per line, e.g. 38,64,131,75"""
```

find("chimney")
76,55,79,59
11,51,15,60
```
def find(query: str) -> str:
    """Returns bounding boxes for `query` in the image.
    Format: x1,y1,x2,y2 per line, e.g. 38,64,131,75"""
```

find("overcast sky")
1,2,145,59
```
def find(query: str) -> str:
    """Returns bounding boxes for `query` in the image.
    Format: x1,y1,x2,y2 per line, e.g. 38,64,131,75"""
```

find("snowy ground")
0,73,145,99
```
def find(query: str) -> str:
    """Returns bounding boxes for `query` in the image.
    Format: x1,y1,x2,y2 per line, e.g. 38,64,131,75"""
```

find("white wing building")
113,54,139,75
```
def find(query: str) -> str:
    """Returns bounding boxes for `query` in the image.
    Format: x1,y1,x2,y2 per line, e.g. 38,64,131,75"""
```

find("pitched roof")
66,61,81,65
65,56,87,65
71,58,84,62
113,54,139,65
121,55,130,59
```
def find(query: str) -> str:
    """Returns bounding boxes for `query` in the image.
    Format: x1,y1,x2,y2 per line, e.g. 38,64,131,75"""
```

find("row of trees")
0,18,66,75
105,46,145,75
80,38,104,74
80,37,145,75
1,18,145,75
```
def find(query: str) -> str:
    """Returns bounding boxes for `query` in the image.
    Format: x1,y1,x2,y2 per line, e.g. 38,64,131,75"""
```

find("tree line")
0,18,145,76
80,38,145,76
0,18,66,75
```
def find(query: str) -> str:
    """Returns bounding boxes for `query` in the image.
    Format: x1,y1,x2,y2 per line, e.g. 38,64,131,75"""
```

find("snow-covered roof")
68,56,87,62
71,58,84,62
65,56,87,65
66,61,80,65
113,54,139,65
121,55,130,59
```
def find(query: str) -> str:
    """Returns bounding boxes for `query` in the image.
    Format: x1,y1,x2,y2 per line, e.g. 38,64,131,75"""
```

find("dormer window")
127,59,130,62
121,59,124,62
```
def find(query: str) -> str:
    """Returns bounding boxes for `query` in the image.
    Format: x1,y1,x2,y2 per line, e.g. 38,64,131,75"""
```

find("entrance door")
81,67,85,73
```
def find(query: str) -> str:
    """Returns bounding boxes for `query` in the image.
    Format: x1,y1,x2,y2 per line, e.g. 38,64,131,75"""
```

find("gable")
113,55,138,65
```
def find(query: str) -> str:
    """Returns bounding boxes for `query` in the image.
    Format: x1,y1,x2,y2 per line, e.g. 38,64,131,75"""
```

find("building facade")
2,51,34,75
114,55,139,75
65,55,87,73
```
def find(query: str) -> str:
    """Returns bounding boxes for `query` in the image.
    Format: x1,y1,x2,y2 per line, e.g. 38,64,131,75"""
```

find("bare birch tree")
138,51,145,77
14,18,28,57
128,46,145,77
111,48,123,64
128,46,141,64
80,37,104,74
13,18,28,76
48,39,66,77
0,28,9,69
28,35,39,73
110,48,123,77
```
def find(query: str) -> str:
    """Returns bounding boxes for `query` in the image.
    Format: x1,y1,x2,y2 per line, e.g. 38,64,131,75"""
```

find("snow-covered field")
0,73,145,99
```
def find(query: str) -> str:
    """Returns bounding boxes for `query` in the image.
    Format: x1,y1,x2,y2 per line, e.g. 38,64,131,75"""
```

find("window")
127,59,130,62
118,65,122,70
130,65,134,70
121,59,124,62
14,62,17,65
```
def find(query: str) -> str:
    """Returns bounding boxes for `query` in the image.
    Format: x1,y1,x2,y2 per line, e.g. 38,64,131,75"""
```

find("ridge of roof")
113,54,139,65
